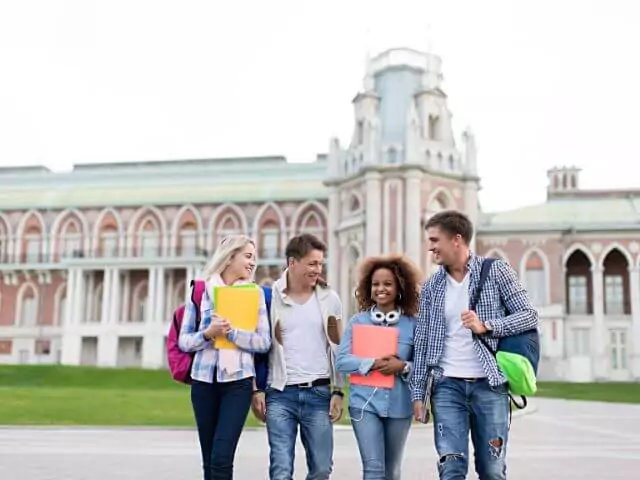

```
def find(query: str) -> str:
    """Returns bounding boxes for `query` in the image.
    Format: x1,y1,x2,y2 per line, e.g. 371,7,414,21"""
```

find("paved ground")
1,398,638,479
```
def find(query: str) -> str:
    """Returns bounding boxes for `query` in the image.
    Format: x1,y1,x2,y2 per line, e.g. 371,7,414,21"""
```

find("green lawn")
536,381,640,404
0,365,351,427
1,366,638,426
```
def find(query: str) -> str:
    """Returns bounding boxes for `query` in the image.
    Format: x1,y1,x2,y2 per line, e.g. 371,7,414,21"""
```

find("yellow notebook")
212,285,260,350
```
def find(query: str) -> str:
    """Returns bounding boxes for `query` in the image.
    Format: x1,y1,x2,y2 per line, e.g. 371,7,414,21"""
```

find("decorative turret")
547,166,581,197
328,47,464,178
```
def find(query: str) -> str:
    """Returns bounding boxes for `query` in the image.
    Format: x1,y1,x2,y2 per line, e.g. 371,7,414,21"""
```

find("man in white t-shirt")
410,211,538,480
251,233,344,480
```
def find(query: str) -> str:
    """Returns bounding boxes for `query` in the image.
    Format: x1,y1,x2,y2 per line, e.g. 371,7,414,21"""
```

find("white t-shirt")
281,294,330,384
439,272,487,378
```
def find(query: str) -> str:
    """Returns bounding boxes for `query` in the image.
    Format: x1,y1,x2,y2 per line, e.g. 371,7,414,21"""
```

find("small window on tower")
388,147,397,164
356,120,364,145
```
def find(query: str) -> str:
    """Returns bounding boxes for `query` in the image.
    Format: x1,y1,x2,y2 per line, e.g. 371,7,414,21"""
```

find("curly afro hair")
354,254,423,317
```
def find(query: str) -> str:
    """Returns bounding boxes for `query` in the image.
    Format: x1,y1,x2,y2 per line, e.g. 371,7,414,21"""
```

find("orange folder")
349,324,399,389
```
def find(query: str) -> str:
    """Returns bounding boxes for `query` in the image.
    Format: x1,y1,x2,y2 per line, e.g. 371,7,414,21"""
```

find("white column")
463,179,480,251
629,266,640,380
165,270,175,320
365,170,382,257
110,269,121,324
155,268,166,322
339,236,350,317
146,268,157,324
327,187,340,288
404,169,422,264
100,269,112,324
122,272,131,322
61,268,81,365
73,269,85,325
591,266,607,380
64,269,78,327
184,268,192,305
97,268,118,367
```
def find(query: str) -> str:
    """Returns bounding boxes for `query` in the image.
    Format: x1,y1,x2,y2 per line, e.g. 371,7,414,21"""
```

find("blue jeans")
266,385,333,480
349,407,412,480
431,377,509,480
191,377,253,480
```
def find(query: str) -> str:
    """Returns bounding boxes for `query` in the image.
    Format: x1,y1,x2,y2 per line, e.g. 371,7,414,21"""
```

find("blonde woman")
179,235,271,480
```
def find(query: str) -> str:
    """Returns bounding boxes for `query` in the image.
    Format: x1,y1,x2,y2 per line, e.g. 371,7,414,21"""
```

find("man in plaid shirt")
410,211,538,480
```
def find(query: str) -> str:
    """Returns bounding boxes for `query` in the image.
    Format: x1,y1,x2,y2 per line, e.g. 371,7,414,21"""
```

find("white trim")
14,281,39,327
53,282,67,326
49,209,90,258
519,246,552,306
92,208,124,256
290,200,329,235
563,243,597,267
207,203,249,253
484,248,510,265
252,202,287,254
170,205,204,256
15,210,46,262
426,187,456,210
0,212,13,237
598,242,634,270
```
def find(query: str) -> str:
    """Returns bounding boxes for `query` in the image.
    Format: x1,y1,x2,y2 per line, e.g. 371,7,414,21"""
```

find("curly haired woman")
336,254,423,480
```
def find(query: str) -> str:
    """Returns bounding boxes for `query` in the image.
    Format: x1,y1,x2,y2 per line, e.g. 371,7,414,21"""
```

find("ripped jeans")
431,377,509,480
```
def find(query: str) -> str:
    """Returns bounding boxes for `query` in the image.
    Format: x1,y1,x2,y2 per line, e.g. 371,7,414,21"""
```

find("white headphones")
370,306,401,326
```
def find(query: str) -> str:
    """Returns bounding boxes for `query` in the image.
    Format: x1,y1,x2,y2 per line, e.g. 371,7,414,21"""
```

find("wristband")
331,390,344,398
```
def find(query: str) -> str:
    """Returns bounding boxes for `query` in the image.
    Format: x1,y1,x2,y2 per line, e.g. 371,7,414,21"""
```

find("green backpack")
470,259,540,409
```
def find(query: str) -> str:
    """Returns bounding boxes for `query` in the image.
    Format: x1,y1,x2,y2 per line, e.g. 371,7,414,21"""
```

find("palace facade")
1,47,638,383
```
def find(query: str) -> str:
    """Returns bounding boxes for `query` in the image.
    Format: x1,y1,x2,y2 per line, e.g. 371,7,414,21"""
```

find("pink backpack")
167,279,205,384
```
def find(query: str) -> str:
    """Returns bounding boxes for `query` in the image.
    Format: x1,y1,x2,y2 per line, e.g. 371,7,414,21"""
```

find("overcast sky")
0,0,638,213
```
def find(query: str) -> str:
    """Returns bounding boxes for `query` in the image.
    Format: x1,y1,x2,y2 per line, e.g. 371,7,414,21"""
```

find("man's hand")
329,394,343,423
377,355,405,376
461,310,487,334
251,392,266,422
413,400,428,423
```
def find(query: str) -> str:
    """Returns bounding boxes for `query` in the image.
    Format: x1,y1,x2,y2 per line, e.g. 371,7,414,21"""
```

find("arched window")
565,249,593,314
18,283,38,326
59,218,82,259
260,220,279,259
132,282,148,323
602,248,630,315
179,223,198,256
139,218,160,257
524,251,547,306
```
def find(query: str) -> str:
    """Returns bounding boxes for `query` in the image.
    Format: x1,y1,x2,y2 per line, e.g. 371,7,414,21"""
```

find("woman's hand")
204,315,231,340
374,355,406,376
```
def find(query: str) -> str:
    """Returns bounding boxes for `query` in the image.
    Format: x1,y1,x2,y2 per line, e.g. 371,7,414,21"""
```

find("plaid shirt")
409,254,538,402
178,276,271,384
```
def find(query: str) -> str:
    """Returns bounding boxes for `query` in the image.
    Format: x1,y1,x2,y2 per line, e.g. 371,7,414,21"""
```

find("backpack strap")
190,279,206,329
471,258,528,411
470,258,497,357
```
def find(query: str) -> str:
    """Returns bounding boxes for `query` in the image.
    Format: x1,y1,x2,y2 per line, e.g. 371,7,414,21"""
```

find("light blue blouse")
336,311,416,419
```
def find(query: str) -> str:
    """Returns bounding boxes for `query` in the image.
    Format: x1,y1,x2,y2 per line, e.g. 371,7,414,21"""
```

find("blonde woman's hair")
202,234,256,279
